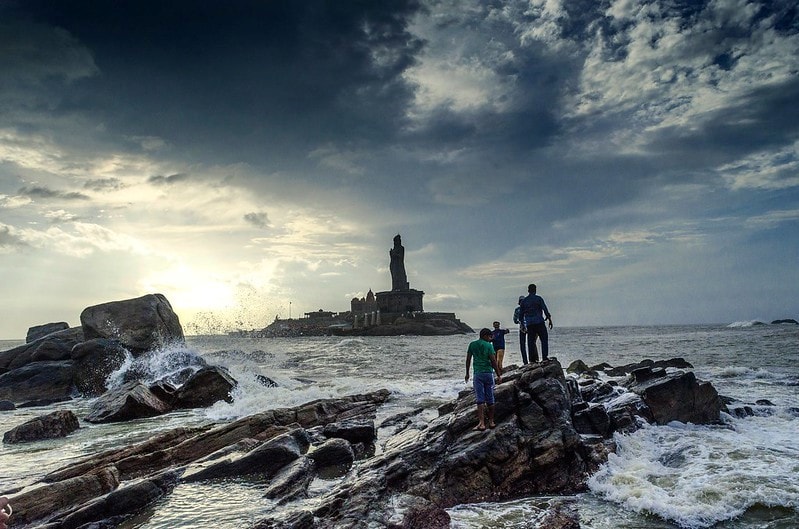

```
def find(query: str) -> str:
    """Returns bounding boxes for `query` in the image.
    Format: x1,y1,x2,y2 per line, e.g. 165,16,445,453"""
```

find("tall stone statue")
389,234,409,291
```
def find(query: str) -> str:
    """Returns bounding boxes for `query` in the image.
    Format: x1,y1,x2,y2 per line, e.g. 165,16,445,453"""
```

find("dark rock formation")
182,428,310,482
626,368,725,425
0,327,84,371
72,339,129,397
0,400,14,411
3,409,80,444
80,293,184,354
263,457,316,504
0,360,75,403
772,318,798,324
8,391,390,528
3,358,728,529
26,322,70,343
307,437,355,476
173,366,236,408
601,358,693,377
8,467,120,526
85,381,172,423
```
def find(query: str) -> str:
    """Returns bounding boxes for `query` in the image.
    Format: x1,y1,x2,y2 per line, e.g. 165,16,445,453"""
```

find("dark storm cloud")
18,186,90,201
648,77,799,169
4,0,424,168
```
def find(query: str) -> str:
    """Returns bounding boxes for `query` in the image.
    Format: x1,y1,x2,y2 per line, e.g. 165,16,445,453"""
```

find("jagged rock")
8,466,120,526
0,400,14,411
42,391,390,485
182,428,310,482
322,418,376,444
572,403,612,437
3,409,80,444
576,379,617,403
72,339,129,396
627,369,724,425
263,457,316,503
80,293,184,354
0,327,84,371
50,469,182,529
26,322,70,343
148,380,178,405
85,381,171,423
308,437,355,476
566,359,597,376
603,358,693,377
173,366,237,408
6,362,728,529
0,360,75,403
255,361,597,528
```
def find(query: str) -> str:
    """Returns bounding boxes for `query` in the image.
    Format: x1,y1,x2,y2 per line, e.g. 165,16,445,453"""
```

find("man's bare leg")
473,403,486,430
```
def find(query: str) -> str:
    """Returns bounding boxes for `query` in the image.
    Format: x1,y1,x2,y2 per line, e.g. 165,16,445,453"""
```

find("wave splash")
588,417,799,528
727,320,767,328
105,341,208,391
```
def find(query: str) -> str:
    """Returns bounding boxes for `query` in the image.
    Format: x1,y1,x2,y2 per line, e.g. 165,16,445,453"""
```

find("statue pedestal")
375,289,424,315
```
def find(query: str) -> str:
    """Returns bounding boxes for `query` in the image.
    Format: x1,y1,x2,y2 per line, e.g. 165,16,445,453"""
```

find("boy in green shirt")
465,328,503,431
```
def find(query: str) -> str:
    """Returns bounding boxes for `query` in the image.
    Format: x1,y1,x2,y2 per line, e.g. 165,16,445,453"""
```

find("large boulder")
26,322,70,343
173,366,237,408
0,327,84,371
85,381,172,423
0,361,75,403
80,294,184,354
3,409,80,444
627,368,725,425
72,339,130,396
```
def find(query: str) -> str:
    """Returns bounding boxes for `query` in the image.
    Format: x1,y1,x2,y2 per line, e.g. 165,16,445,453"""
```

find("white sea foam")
588,416,799,528
714,365,777,379
727,320,767,328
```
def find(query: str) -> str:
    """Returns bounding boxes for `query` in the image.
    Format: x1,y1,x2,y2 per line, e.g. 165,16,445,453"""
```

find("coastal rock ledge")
3,357,725,528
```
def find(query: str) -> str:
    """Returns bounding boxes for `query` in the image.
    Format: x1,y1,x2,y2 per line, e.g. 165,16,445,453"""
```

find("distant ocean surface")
1,323,798,528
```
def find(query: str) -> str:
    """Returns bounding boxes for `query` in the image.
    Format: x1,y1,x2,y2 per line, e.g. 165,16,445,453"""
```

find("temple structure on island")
256,234,471,336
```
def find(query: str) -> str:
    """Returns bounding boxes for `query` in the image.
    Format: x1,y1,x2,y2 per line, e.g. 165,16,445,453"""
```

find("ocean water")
1,323,797,528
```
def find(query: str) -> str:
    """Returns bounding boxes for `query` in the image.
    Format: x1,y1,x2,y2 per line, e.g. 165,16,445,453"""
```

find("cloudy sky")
1,0,797,338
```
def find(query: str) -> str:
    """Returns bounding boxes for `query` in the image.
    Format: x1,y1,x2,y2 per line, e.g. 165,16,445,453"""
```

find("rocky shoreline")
0,294,769,528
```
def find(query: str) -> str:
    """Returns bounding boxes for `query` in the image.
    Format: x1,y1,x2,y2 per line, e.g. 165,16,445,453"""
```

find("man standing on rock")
519,284,553,362
465,328,502,431
513,295,535,365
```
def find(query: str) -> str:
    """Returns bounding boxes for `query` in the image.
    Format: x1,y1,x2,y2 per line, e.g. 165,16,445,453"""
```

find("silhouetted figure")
389,234,410,291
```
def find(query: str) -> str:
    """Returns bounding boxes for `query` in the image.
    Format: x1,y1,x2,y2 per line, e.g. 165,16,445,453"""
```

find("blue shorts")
473,372,495,405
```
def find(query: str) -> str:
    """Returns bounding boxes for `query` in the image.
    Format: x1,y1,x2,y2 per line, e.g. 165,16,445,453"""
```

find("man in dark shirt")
518,283,553,362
